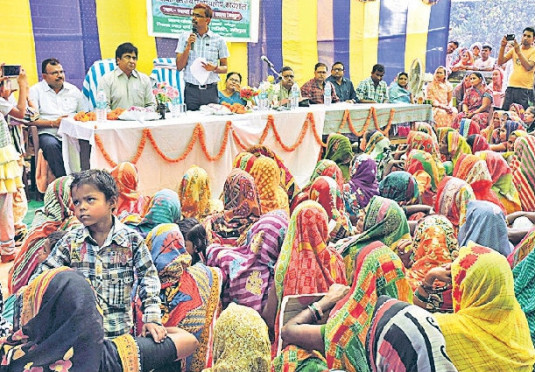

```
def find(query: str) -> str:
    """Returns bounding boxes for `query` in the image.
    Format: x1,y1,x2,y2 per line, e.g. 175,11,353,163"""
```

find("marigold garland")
338,107,396,137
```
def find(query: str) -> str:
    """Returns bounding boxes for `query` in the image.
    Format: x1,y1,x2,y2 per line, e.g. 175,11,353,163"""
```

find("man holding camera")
498,27,535,110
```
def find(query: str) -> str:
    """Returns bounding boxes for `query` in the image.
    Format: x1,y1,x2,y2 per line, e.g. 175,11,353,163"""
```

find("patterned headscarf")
366,296,458,372
407,215,458,291
30,176,74,228
306,159,345,191
378,171,421,205
467,133,490,152
346,154,379,210
206,303,271,372
407,130,445,177
512,135,535,211
179,165,220,220
131,189,181,235
435,244,535,371
435,176,476,228
110,162,147,216
324,133,354,181
204,169,262,246
233,151,258,173
365,132,390,161
324,244,411,372
250,156,289,214
405,149,441,192
206,211,288,312
513,235,535,346
445,131,472,165
509,225,535,268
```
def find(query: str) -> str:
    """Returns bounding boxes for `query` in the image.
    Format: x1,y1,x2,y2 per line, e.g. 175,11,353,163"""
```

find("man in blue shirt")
326,62,357,103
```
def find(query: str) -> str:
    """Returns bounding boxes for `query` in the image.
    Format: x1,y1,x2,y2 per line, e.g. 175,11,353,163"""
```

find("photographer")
497,27,535,110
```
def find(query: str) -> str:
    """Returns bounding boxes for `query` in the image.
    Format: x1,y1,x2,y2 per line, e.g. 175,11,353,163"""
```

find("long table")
59,103,431,196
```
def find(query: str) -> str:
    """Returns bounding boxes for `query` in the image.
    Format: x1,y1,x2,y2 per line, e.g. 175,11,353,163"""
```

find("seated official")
98,42,156,110
355,64,388,103
218,72,246,105
300,62,339,104
275,66,302,106
326,61,357,103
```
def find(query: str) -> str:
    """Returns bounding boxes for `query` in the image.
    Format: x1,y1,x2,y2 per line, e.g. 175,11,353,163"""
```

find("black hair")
332,61,344,69
280,66,293,74
372,64,385,74
225,71,242,82
41,58,61,74
177,218,208,264
482,44,492,51
526,106,535,114
193,3,213,18
523,26,535,36
397,72,409,79
365,130,377,142
47,231,67,249
314,62,327,71
469,71,484,80
466,134,477,149
115,42,138,61
70,169,118,203
449,41,459,48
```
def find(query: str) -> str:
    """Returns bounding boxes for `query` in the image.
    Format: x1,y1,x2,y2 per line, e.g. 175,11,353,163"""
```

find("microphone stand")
262,60,281,81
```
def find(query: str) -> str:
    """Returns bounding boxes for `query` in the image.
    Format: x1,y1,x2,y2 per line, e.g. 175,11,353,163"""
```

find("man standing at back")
30,58,84,178
326,62,356,103
99,42,156,110
175,3,229,111
355,64,388,103
498,27,535,109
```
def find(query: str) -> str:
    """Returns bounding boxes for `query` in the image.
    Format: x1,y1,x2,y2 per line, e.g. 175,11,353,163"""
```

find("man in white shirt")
30,58,84,177
474,44,496,71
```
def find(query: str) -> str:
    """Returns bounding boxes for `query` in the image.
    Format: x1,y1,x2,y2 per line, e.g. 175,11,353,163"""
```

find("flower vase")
157,103,167,120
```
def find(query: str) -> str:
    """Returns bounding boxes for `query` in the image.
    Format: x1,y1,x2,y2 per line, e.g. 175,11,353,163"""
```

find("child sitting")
33,169,166,341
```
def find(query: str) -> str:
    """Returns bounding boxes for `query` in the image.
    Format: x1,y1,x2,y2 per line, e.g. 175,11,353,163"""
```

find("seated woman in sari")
179,165,222,221
405,149,442,206
466,133,490,152
481,110,506,143
477,150,521,213
435,176,476,233
511,135,535,212
233,151,257,173
206,211,288,312
489,119,522,152
409,215,458,313
342,154,379,222
406,130,445,178
110,162,149,217
309,176,354,241
134,224,222,372
454,72,493,131
323,133,354,182
378,171,421,206
218,72,246,105
509,102,526,121
434,244,535,372
277,243,411,372
426,66,457,128
388,72,413,103
250,156,290,214
452,153,506,212
489,68,505,108
9,176,80,294
261,201,347,356
203,169,262,246
439,130,472,166
363,131,392,180
124,189,182,238
3,267,198,372
457,117,481,137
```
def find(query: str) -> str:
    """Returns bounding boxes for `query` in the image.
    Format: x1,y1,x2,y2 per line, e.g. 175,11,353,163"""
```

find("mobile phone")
2,65,21,77
506,34,516,41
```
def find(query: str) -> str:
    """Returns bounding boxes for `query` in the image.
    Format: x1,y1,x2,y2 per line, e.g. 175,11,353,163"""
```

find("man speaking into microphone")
175,3,229,111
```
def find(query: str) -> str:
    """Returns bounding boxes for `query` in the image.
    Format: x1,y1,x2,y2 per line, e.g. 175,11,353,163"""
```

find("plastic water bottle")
290,83,299,110
95,90,107,122
324,82,332,106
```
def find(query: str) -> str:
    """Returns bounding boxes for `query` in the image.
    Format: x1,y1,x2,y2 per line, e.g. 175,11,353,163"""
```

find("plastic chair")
150,58,184,104
82,58,116,110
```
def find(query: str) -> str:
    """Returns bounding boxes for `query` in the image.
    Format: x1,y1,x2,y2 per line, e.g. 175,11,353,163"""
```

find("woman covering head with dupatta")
434,243,535,371
378,171,421,206
250,156,290,214
477,150,521,213
435,176,476,231
233,151,257,173
405,149,441,206
205,303,271,372
511,135,535,211
203,169,262,246
407,130,445,178
9,176,80,294
453,71,493,129
457,118,481,138
343,154,379,218
135,223,222,372
466,133,490,153
124,188,182,237
110,161,149,216
513,242,535,346
366,296,458,372
439,130,472,166
179,165,222,220
426,66,457,128
323,133,354,181
206,210,288,312
364,131,391,162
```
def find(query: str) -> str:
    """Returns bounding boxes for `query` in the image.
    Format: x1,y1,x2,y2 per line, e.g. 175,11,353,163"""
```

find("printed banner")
147,0,259,42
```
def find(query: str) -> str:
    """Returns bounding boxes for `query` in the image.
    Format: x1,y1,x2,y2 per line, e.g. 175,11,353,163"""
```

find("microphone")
191,24,198,49
261,55,275,68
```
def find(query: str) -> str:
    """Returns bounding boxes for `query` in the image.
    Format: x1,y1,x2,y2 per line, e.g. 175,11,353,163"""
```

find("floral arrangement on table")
152,82,179,119
240,86,259,104
258,75,278,107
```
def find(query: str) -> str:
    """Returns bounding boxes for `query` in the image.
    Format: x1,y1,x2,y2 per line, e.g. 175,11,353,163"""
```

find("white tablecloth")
59,107,326,196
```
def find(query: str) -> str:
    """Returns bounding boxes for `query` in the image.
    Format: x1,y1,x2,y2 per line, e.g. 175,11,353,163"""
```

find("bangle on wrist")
308,302,323,323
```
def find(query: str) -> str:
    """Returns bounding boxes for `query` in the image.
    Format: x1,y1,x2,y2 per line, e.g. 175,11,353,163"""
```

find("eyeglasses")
332,68,344,72
192,13,206,18
282,74,294,79
316,71,327,74
44,70,65,76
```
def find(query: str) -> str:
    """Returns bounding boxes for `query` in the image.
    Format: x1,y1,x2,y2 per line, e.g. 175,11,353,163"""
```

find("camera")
1,65,21,77
506,34,516,41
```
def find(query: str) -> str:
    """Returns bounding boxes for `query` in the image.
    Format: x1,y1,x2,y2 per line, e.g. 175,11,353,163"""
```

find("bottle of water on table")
324,82,332,106
290,82,299,110
96,89,107,122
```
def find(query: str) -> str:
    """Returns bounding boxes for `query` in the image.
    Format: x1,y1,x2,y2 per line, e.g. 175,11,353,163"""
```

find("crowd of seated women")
2,87,535,371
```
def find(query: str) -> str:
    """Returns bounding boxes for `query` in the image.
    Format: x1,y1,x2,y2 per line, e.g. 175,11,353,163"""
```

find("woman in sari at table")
110,162,149,217
179,165,222,221
206,210,288,312
9,176,80,294
405,149,441,206
434,244,535,372
453,72,493,130
435,176,476,232
426,66,457,128
342,154,379,220
203,169,262,246
511,135,535,212
134,224,222,372
323,133,354,182
388,72,413,103
250,155,290,214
